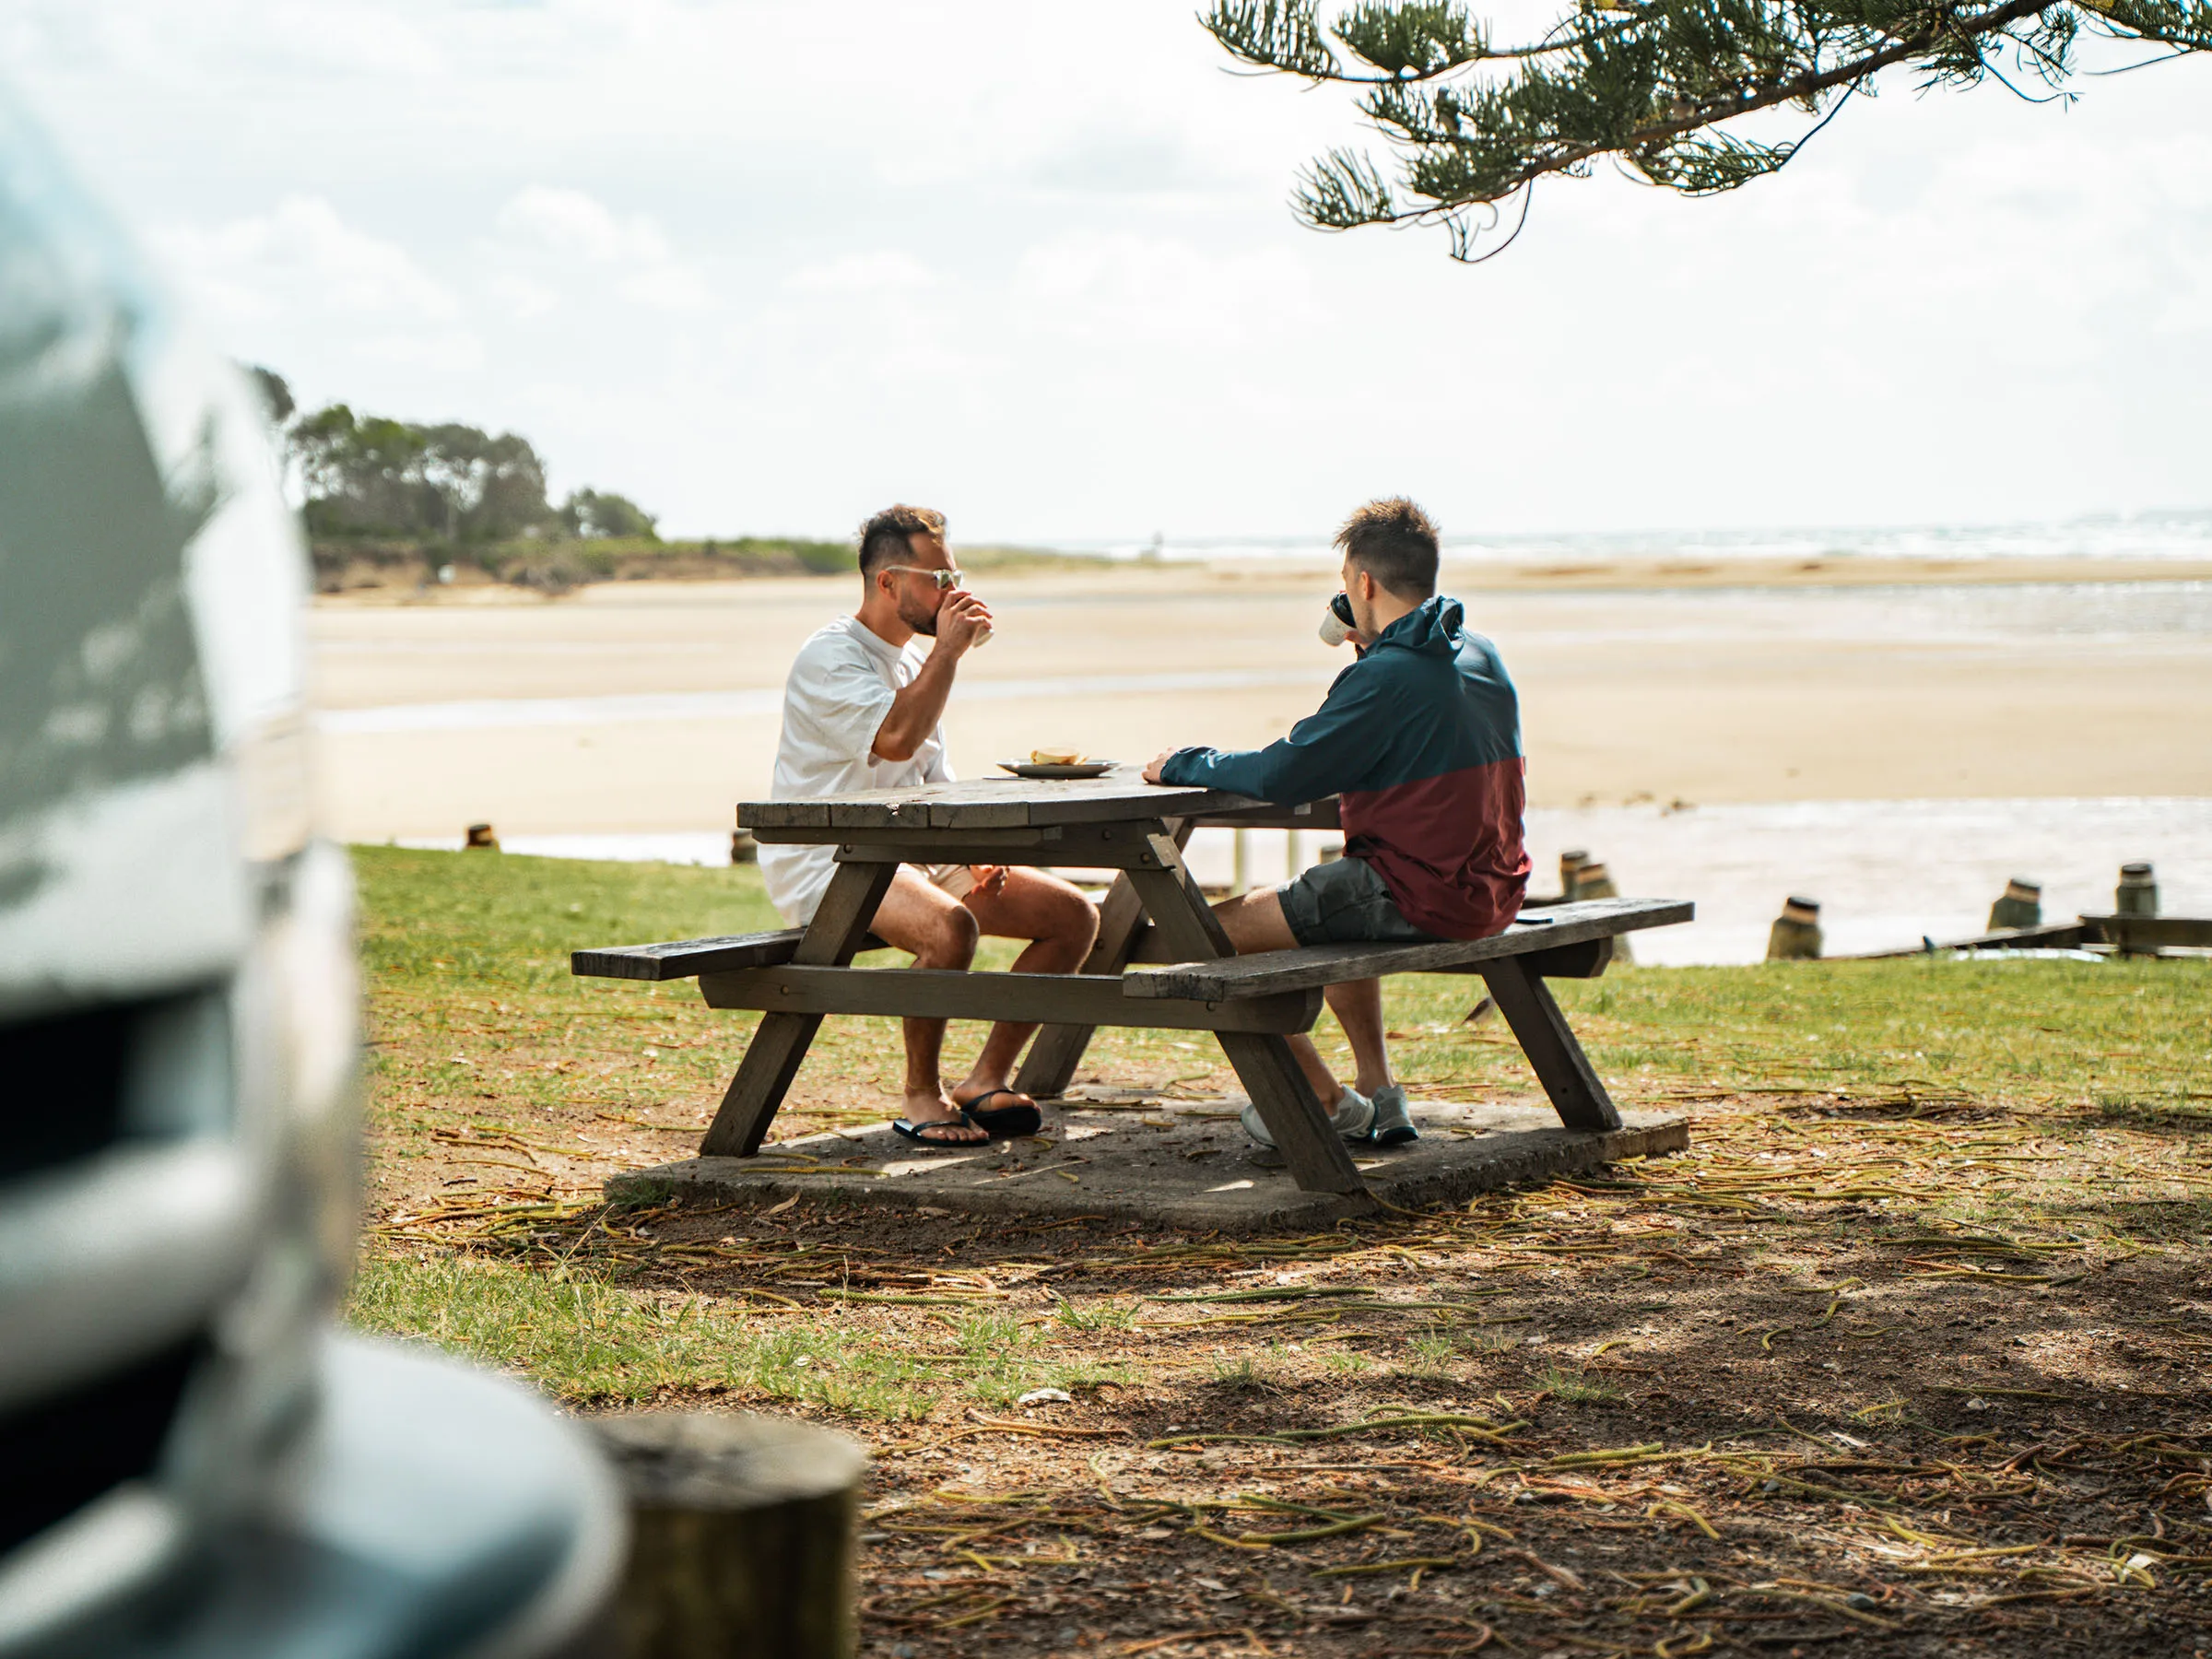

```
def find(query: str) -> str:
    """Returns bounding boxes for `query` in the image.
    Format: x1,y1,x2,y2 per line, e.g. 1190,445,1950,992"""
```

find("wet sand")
311,558,2212,839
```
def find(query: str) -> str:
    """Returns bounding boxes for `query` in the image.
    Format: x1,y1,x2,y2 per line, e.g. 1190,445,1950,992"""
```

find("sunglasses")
882,564,965,590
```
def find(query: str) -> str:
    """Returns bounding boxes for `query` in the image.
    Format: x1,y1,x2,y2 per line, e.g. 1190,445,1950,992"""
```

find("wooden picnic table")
574,769,1690,1197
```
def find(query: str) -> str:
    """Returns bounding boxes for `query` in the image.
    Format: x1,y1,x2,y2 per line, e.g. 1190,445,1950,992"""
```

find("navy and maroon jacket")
1159,595,1529,940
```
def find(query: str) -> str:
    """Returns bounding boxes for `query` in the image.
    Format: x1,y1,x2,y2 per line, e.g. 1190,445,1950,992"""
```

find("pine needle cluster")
1204,0,2212,258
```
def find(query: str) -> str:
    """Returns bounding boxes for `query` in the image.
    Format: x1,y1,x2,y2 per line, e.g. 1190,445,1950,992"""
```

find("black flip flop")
891,1118,986,1149
957,1089,1043,1139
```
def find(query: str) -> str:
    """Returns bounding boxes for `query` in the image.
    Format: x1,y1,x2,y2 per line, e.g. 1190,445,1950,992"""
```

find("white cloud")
149,195,482,377
156,194,458,324
489,185,708,311
497,185,665,264
784,251,939,295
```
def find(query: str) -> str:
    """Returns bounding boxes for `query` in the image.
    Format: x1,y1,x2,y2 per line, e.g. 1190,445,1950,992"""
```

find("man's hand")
968,864,1008,897
935,590,993,655
1143,750,1175,784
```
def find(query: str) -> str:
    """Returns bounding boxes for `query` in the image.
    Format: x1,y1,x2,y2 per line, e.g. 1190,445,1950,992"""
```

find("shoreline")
310,551,2212,607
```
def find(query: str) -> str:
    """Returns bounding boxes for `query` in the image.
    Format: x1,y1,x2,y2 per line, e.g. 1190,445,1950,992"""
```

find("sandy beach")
310,556,2212,959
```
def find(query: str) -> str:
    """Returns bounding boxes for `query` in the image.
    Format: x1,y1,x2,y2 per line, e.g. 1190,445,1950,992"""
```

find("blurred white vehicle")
0,86,623,1659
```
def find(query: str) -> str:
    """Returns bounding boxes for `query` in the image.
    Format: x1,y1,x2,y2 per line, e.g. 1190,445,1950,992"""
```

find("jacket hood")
1371,594,1465,657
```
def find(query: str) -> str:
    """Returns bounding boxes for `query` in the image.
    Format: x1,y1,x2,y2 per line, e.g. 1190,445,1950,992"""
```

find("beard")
898,593,940,635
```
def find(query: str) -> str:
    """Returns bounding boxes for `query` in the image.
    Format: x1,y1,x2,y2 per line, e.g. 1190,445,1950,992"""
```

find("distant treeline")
245,368,1089,594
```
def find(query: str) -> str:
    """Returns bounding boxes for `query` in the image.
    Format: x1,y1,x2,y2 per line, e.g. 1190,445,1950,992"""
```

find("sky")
5,0,2208,545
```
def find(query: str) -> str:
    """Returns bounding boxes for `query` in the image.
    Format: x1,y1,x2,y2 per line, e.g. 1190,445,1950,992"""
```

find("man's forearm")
1162,743,1298,801
872,649,960,762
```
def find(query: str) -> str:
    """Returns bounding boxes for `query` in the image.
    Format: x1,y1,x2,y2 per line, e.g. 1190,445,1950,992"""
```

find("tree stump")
590,1412,867,1659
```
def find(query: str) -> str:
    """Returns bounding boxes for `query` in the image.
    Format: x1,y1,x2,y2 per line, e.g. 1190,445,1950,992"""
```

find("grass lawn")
347,845,2212,1656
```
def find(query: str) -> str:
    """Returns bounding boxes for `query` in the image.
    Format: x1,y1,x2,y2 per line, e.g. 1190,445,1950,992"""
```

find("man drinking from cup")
758,505,1099,1147
1144,498,1529,1149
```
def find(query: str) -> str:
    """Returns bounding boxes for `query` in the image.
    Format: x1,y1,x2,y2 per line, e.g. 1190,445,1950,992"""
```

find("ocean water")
399,795,2211,966
1064,509,2212,569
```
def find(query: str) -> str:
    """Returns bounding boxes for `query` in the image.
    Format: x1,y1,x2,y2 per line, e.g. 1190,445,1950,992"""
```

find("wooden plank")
1125,923,1172,965
1477,955,1622,1133
1416,936,1618,979
2080,914,2212,952
700,861,897,1159
1191,798,1341,831
572,931,890,982
1527,936,1615,980
1015,818,1194,1100
831,821,1175,871
1840,921,2093,959
1124,898,1694,999
699,966,1324,1034
1124,847,1365,1196
837,793,1033,831
740,771,1257,833
738,799,832,830
752,825,1062,850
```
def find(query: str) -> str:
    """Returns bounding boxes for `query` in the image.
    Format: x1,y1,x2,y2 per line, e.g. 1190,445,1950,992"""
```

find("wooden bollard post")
591,1412,867,1659
1569,857,1632,963
2116,863,2158,918
1989,877,2041,931
730,830,759,865
1559,849,1590,900
1767,896,1822,960
465,821,500,851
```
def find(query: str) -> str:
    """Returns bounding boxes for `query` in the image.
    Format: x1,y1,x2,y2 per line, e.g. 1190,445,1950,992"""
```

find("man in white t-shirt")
758,504,1100,1147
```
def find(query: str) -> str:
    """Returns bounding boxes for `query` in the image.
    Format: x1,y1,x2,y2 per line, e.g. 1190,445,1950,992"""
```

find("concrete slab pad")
606,1092,1688,1233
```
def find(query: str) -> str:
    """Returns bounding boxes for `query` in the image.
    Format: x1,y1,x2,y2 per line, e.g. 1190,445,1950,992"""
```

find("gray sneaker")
1369,1084,1418,1147
1241,1086,1376,1149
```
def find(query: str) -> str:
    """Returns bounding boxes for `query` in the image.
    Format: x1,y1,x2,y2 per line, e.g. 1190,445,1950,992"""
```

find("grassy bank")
312,535,1107,594
347,845,2212,1655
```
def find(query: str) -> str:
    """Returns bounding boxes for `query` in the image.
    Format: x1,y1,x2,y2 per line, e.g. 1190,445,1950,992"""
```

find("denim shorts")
1276,855,1435,947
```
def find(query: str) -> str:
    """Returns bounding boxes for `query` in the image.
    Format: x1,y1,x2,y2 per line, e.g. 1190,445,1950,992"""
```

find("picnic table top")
738,767,1325,833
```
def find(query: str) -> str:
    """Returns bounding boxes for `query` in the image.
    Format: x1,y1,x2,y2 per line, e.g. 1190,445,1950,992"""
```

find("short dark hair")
857,504,947,578
1335,498,1439,600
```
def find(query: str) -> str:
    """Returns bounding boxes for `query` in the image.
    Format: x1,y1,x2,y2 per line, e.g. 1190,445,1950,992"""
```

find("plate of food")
996,747,1117,780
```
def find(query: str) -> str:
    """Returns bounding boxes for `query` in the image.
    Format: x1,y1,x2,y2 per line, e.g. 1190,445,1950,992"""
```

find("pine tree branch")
1316,0,2077,224
1216,0,2212,252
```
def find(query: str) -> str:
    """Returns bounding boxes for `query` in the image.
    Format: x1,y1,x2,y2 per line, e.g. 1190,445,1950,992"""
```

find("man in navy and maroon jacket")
1144,498,1529,1149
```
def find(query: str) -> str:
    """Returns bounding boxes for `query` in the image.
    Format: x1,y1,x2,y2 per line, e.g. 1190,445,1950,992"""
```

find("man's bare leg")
1212,887,1393,1105
951,868,1100,1109
867,868,988,1142
1322,978,1394,1098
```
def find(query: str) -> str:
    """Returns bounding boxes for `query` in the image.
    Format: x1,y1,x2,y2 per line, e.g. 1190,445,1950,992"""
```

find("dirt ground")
369,1088,2212,1658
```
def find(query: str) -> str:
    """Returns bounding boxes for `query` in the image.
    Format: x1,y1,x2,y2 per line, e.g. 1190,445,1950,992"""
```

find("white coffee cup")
1318,593,1355,648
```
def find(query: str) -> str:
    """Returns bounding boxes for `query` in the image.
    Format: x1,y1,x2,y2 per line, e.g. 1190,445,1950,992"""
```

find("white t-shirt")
758,615,952,924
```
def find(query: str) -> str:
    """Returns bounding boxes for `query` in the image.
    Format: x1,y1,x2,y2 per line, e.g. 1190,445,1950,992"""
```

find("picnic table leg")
700,861,899,1159
1124,843,1365,1197
1013,818,1194,1101
1477,956,1623,1133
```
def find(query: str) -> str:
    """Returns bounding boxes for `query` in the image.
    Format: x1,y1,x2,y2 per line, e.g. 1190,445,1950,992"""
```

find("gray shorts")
1276,855,1435,947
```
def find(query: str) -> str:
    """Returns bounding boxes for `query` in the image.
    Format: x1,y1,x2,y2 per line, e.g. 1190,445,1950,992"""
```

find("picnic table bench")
572,771,1689,1197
